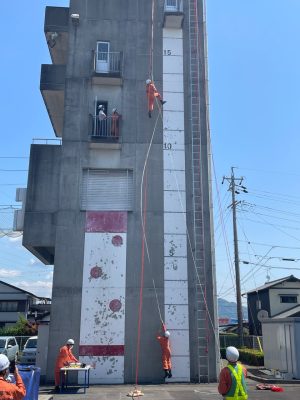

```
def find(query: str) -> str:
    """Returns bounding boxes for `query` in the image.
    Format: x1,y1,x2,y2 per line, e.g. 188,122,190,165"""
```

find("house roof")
0,280,51,301
272,304,300,318
244,275,300,295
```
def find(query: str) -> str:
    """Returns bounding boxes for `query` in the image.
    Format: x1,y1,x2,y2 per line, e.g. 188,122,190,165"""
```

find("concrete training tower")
21,0,218,384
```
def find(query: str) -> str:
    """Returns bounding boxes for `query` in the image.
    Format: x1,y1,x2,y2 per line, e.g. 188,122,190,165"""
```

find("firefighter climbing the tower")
156,322,172,379
146,79,166,118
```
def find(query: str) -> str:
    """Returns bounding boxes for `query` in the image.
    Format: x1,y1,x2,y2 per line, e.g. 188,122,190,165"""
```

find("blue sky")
1,1,300,303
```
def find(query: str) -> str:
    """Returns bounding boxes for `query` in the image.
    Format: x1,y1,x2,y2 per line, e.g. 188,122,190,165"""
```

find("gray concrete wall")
26,0,217,383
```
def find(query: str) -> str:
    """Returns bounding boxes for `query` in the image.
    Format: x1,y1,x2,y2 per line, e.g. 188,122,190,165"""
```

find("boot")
168,370,172,378
164,369,169,378
148,111,152,118
54,386,60,393
160,100,166,105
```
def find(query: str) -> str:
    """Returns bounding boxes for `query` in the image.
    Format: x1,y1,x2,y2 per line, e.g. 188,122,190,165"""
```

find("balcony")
44,6,69,64
89,115,121,144
40,64,66,137
163,0,184,29
92,51,123,85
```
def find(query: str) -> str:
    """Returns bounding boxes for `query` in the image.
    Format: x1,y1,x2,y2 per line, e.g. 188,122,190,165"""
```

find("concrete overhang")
40,64,65,137
44,6,69,64
163,12,184,29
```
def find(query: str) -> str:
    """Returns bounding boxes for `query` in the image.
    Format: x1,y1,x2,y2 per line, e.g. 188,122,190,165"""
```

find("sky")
0,1,300,304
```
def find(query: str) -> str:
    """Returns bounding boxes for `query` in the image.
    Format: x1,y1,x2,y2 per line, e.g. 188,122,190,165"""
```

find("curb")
247,372,300,385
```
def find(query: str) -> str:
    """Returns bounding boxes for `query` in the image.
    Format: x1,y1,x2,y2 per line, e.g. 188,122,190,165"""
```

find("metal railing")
93,51,123,75
32,138,62,145
89,115,121,140
164,0,183,12
220,335,263,351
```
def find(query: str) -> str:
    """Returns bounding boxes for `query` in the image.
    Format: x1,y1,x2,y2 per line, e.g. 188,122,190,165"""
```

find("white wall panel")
163,38,184,55
165,304,189,329
163,56,183,73
163,130,185,149
163,74,184,93
79,356,124,384
164,212,186,234
163,111,184,131
165,280,188,304
164,170,186,190
163,25,190,381
163,29,183,39
163,150,185,171
164,92,184,112
164,190,186,212
168,356,190,382
169,331,190,355
80,287,125,344
83,232,126,288
164,257,188,280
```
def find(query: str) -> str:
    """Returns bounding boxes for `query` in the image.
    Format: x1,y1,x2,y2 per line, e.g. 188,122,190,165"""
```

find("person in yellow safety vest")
218,346,248,400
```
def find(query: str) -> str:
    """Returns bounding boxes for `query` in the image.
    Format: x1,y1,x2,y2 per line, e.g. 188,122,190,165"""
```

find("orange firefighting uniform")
146,82,163,113
111,112,121,137
156,335,172,370
0,372,26,400
54,345,78,386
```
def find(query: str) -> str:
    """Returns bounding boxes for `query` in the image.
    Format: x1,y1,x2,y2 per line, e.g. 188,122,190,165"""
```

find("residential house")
246,275,300,335
0,280,51,328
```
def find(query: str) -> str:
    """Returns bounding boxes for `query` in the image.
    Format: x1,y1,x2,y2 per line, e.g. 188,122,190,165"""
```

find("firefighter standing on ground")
156,323,172,378
146,79,166,118
218,346,248,400
0,354,26,400
54,338,79,392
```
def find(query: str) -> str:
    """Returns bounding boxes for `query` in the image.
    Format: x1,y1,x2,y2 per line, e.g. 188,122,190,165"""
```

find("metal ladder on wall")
189,0,210,383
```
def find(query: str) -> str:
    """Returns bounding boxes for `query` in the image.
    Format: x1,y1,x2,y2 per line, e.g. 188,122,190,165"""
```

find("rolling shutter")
81,169,133,211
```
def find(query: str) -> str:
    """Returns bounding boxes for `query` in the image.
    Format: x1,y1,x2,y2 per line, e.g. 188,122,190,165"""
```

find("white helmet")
98,105,104,110
146,79,151,84
112,108,117,113
67,339,75,345
0,354,10,372
226,346,239,362
164,330,170,338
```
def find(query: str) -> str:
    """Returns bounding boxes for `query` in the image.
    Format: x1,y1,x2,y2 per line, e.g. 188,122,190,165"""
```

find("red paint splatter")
112,235,123,246
90,265,103,279
109,299,122,312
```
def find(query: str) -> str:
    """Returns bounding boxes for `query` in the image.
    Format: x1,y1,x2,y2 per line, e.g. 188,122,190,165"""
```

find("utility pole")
223,167,247,347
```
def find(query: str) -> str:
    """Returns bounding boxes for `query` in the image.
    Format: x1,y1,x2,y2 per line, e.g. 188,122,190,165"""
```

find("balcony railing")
89,115,121,141
164,0,183,12
93,51,123,75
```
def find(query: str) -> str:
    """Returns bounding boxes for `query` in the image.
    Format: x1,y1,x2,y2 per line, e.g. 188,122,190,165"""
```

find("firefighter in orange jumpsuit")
0,354,26,400
156,323,172,378
54,339,79,392
146,79,166,118
111,108,121,138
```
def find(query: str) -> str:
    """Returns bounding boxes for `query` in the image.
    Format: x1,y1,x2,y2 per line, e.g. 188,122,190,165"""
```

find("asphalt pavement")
38,380,299,400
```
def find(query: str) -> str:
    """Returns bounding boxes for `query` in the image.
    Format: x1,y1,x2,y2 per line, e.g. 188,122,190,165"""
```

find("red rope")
135,170,148,385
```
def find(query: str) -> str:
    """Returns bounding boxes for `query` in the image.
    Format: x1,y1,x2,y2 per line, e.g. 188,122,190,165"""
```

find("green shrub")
220,347,264,366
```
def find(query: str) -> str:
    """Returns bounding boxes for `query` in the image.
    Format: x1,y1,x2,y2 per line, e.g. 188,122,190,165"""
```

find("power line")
238,240,300,250
0,170,28,172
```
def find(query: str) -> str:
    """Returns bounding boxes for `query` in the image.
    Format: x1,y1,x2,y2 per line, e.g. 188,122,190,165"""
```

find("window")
0,301,18,312
96,41,110,73
8,338,16,347
256,300,261,310
166,0,178,11
280,295,298,303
